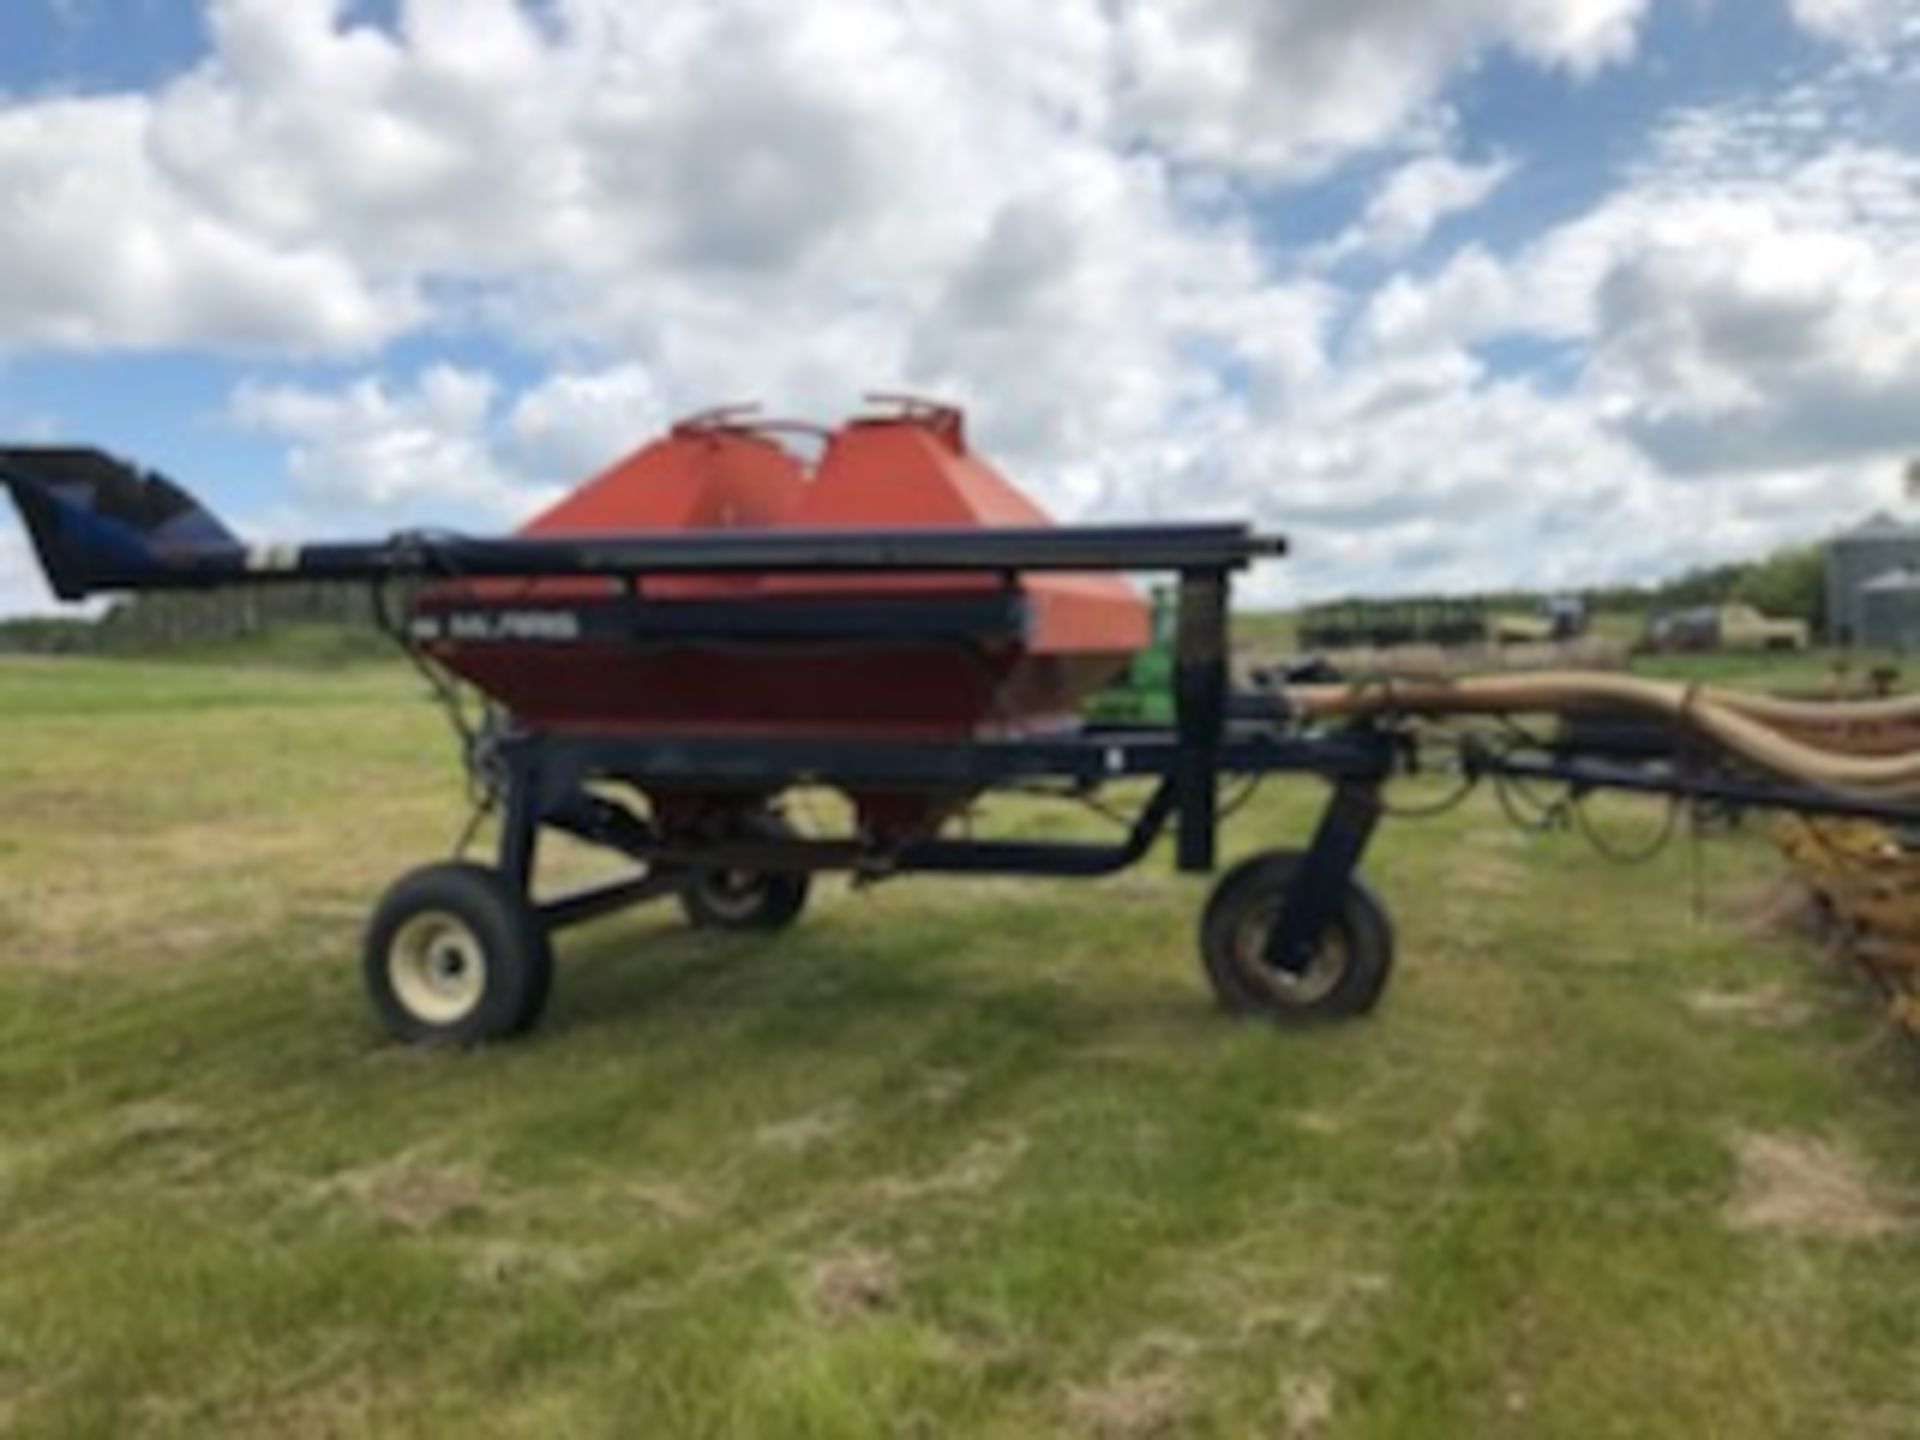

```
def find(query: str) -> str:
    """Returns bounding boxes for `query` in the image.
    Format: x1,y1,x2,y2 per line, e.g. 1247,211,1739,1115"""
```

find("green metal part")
1083,584,1178,725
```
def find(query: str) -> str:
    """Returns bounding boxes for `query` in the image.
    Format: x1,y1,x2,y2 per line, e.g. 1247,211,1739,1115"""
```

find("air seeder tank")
413,405,1150,741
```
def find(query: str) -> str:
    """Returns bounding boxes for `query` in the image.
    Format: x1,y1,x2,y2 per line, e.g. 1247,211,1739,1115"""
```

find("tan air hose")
1286,671,1920,801
1699,688,1920,757
1710,689,1920,726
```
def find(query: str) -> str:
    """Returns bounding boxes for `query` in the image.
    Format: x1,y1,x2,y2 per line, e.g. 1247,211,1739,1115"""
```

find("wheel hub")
1233,903,1346,1006
698,870,769,920
389,910,488,1024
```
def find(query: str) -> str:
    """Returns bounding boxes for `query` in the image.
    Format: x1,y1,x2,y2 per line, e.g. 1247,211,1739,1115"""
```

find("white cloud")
0,525,59,617
0,95,409,353
1338,90,1920,489
506,364,671,486
230,365,560,522
1582,197,1920,472
149,0,578,276
1517,124,1920,474
0,0,1646,368
124,0,1270,503
1115,0,1650,177
1326,154,1517,262
1788,0,1920,54
1351,246,1519,357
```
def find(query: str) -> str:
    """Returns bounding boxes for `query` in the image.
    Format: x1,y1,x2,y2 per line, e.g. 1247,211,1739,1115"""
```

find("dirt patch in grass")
1065,1371,1190,1440
915,1066,971,1106
219,1367,379,1440
862,1132,1029,1207
1449,847,1531,900
618,1177,706,1224
117,1099,206,1141
754,1104,852,1154
330,1152,491,1233
1686,983,1811,1028
1226,1269,1392,1349
1732,876,1831,942
805,1247,901,1324
461,1239,595,1288
1724,1131,1908,1240
1278,1372,1335,1438
1288,1109,1343,1136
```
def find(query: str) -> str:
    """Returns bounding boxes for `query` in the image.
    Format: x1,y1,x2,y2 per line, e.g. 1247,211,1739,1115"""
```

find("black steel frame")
470,560,1404,977
480,576,1920,984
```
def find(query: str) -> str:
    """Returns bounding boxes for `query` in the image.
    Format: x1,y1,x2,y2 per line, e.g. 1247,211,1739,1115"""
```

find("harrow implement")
1770,815,1920,1035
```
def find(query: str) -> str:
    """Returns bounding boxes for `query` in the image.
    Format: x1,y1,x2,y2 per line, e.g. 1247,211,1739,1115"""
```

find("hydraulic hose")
1701,688,1920,757
1711,689,1920,725
1286,671,1920,801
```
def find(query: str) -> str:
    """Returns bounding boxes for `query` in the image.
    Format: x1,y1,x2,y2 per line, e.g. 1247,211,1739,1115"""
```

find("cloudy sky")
1,0,1917,611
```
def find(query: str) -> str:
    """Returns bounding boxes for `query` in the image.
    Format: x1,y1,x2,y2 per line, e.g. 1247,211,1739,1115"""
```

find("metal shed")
1858,568,1920,653
1827,512,1920,646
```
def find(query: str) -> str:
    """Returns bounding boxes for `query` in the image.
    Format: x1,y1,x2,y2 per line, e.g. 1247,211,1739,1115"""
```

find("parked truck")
1644,603,1810,653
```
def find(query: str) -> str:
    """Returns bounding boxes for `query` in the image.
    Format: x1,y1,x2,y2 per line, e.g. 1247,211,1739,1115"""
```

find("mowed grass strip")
2,656,1918,1438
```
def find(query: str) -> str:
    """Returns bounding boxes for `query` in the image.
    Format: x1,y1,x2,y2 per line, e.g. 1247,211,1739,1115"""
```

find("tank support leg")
1174,567,1229,873
497,751,543,896
1265,778,1385,975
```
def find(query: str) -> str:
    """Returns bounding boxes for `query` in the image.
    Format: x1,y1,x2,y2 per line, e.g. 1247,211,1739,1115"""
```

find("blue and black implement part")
0,446,1278,597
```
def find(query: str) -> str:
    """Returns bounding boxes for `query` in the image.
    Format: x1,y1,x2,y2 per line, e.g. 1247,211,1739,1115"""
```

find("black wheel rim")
1229,896,1348,1006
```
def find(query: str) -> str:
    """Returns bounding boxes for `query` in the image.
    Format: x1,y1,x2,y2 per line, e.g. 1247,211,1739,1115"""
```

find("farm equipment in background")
1491,595,1588,645
1723,602,1812,652
1082,583,1177,726
5,403,1918,1048
1298,593,1592,655
1644,602,1811,654
1298,597,1488,650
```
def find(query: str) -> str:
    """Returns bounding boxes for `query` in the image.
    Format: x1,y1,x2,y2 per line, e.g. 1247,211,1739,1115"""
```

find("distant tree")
1728,544,1825,629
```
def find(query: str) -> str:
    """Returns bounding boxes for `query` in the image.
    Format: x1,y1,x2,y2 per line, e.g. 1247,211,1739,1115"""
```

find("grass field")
3,652,1918,1437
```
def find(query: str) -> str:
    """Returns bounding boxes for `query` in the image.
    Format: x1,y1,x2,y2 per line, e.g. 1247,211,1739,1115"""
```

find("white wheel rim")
388,910,488,1025
1232,901,1347,1006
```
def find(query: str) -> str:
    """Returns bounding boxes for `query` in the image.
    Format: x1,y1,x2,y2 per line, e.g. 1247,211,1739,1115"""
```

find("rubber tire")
1199,849,1394,1022
677,814,811,932
679,866,811,932
364,862,553,1046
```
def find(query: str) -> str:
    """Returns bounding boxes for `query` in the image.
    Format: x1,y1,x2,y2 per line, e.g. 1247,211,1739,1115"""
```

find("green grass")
133,622,397,670
2,656,1918,1437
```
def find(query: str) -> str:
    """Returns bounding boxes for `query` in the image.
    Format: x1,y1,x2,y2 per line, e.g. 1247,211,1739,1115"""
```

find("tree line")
0,583,383,656
1582,544,1825,629
1305,543,1827,634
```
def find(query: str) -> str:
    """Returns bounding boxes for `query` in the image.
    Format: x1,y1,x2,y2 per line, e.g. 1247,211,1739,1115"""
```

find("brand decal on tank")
411,610,585,643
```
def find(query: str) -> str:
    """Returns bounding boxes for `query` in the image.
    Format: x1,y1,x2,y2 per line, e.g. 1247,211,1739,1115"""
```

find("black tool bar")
510,725,1393,795
146,524,1286,589
1482,748,1920,825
